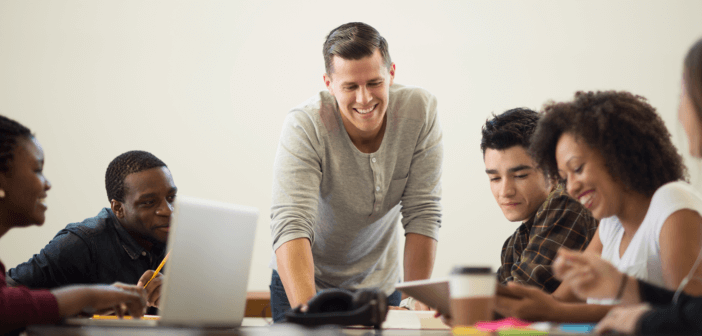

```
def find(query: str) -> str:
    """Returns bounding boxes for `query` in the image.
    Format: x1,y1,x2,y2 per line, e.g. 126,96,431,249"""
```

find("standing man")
269,22,443,322
481,108,597,293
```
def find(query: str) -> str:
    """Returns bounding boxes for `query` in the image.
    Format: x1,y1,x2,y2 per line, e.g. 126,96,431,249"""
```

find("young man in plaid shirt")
481,108,598,294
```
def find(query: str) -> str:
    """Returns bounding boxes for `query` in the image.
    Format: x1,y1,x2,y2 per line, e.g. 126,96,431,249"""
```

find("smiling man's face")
324,49,395,142
485,146,551,222
113,166,177,244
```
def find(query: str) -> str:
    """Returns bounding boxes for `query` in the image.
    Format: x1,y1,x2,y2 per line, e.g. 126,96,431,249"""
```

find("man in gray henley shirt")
269,22,443,322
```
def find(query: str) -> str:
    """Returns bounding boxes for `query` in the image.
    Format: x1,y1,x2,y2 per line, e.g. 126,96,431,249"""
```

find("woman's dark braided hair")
0,115,32,173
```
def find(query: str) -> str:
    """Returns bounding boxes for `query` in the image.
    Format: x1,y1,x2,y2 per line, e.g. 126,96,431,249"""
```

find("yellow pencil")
143,251,170,288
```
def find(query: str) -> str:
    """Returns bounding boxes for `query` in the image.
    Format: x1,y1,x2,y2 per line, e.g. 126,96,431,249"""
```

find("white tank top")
599,181,702,288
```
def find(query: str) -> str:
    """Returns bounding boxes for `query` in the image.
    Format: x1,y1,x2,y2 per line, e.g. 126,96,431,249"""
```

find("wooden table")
245,291,271,318
24,324,453,336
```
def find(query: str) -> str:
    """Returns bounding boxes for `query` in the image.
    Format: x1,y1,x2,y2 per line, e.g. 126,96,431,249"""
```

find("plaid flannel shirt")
497,184,598,293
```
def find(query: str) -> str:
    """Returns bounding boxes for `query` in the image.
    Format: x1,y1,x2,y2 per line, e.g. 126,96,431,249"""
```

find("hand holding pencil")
137,251,170,308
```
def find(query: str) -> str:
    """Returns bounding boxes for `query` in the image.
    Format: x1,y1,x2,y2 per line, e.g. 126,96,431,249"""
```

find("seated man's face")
484,146,550,222
116,166,177,244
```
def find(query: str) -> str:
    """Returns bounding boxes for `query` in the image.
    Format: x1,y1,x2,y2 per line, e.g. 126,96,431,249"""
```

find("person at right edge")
269,22,443,322
553,37,702,335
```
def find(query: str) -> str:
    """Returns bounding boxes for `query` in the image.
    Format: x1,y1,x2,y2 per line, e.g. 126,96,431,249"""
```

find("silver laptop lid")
158,196,259,327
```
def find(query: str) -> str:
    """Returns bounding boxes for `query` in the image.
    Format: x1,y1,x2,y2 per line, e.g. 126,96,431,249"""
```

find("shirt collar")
522,211,536,229
104,208,149,260
533,184,565,218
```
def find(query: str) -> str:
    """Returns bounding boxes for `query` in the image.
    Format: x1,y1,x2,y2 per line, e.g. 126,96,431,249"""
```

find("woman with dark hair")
531,90,700,296
0,115,147,335
549,38,702,335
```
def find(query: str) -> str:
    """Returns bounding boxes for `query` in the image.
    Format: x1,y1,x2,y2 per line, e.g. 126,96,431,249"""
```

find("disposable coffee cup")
448,266,495,327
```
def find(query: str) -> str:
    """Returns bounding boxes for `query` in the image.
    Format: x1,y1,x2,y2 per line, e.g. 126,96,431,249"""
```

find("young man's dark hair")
481,108,539,155
323,22,392,76
105,150,167,202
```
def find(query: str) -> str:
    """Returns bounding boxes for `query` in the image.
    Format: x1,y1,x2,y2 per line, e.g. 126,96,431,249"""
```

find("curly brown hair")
530,91,687,197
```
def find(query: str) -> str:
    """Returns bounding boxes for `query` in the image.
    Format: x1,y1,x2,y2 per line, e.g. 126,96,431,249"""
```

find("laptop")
65,196,259,327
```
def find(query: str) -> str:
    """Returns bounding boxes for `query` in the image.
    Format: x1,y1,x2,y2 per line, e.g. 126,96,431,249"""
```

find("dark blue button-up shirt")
7,208,166,289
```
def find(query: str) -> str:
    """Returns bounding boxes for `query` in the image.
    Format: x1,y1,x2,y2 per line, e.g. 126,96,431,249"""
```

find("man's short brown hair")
323,22,392,76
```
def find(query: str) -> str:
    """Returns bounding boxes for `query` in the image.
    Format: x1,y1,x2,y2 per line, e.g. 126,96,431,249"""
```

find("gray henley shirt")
270,83,443,295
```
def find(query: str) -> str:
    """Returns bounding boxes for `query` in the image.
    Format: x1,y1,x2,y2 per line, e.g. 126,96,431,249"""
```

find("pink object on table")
474,317,532,331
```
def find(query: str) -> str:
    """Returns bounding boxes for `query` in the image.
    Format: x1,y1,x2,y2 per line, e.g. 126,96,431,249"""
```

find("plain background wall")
2,0,702,292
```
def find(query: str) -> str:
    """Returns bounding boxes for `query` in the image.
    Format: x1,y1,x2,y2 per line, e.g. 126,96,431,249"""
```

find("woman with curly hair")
532,90,699,294
495,89,702,324
550,38,702,335
0,115,147,335
495,85,702,325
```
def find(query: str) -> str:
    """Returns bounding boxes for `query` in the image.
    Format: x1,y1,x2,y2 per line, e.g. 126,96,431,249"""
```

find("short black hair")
105,150,167,202
530,91,687,197
481,108,540,156
323,22,391,76
0,115,32,173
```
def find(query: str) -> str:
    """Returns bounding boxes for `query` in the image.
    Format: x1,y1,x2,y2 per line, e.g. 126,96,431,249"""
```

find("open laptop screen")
159,196,259,327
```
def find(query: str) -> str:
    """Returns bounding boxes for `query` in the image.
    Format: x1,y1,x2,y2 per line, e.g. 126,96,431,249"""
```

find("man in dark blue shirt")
7,150,177,309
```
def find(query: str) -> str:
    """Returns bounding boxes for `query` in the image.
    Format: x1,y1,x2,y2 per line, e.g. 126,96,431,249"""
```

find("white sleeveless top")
599,181,702,288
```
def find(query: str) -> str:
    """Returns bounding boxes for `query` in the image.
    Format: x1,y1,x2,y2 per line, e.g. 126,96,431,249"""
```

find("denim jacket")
7,208,166,289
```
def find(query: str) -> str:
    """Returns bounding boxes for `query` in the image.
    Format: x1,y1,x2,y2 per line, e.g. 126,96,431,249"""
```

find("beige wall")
1,0,701,292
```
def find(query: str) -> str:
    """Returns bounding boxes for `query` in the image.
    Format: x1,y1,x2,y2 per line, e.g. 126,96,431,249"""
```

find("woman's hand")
553,248,629,301
53,283,147,318
594,304,651,335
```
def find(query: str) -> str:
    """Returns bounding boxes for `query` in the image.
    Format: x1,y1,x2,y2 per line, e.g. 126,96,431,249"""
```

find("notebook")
65,196,259,327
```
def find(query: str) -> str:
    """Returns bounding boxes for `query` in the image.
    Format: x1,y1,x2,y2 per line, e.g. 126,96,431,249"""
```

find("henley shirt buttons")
371,157,377,163
141,251,146,256
376,186,380,191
